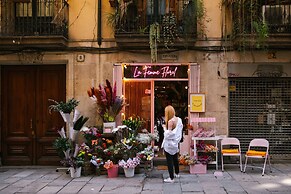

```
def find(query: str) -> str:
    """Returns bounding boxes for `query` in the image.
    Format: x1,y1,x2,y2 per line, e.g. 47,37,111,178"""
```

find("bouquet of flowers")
137,146,154,161
90,156,104,168
136,128,159,145
179,153,193,165
179,153,212,165
118,157,140,169
103,160,116,169
78,143,93,161
87,79,126,122
195,141,218,152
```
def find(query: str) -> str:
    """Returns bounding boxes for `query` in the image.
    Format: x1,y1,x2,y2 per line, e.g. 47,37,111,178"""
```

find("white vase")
70,167,81,178
73,109,80,123
103,122,116,133
60,112,71,123
123,167,135,178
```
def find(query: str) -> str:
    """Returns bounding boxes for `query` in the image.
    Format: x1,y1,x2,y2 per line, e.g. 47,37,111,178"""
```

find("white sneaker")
174,174,180,178
163,177,174,183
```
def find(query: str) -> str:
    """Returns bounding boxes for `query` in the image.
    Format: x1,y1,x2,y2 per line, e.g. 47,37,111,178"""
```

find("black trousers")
165,151,179,179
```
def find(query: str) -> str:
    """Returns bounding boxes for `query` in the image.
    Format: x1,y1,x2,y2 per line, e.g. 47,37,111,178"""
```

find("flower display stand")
70,167,82,178
107,165,119,178
123,167,135,178
189,164,207,174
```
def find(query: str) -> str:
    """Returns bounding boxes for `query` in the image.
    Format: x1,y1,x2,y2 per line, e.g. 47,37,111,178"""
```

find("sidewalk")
0,162,291,194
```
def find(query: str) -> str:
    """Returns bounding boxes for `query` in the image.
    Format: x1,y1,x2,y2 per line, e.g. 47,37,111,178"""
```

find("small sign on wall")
189,93,205,112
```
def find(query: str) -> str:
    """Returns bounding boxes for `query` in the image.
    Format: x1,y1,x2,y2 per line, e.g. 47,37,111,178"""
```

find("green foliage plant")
53,137,71,158
122,116,145,135
48,98,79,114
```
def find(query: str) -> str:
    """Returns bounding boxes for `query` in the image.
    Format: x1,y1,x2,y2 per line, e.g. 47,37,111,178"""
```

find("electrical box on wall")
76,54,85,62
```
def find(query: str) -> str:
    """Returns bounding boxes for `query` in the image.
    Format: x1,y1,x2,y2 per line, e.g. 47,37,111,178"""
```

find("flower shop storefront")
114,63,200,154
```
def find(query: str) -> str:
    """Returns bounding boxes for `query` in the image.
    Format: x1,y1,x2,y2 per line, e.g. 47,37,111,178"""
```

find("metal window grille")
229,78,291,159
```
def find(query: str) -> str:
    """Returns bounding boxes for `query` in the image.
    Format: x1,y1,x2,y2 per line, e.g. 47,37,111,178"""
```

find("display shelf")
192,136,219,170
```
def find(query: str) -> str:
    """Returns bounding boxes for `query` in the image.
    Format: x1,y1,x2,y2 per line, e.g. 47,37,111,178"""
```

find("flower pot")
70,167,81,178
107,165,119,178
123,167,135,178
103,122,116,133
189,164,207,174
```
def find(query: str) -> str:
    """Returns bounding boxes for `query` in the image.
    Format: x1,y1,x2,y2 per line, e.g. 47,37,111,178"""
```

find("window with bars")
0,0,68,36
114,0,197,36
231,0,291,34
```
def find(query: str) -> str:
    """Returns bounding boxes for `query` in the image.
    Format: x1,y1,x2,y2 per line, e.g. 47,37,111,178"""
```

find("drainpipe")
97,0,102,46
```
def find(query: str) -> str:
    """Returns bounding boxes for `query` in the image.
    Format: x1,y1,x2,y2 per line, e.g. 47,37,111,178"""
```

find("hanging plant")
149,22,160,63
162,13,178,49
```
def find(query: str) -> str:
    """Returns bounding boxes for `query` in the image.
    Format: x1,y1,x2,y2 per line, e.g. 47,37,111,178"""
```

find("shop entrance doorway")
124,80,188,153
154,81,188,155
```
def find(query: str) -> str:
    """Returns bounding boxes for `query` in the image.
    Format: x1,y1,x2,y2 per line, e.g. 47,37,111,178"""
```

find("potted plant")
61,156,84,178
53,137,72,159
87,79,126,132
48,98,80,122
49,98,79,114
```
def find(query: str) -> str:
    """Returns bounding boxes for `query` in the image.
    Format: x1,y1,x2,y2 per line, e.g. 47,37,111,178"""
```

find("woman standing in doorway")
161,105,183,183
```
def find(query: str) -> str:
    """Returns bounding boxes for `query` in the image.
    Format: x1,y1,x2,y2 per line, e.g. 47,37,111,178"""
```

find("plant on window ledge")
252,20,268,49
228,0,269,51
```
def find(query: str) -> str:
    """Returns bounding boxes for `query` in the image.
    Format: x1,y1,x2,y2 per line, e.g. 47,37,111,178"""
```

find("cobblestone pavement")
0,162,291,194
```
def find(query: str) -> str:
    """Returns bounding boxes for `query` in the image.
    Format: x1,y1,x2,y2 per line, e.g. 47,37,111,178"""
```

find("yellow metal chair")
221,137,242,172
243,138,272,176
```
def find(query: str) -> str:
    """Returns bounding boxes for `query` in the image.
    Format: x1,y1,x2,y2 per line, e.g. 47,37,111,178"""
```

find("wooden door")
1,65,66,165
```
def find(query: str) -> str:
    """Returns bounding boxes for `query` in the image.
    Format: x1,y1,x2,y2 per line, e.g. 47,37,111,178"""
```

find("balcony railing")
231,0,291,49
112,0,198,49
0,0,68,37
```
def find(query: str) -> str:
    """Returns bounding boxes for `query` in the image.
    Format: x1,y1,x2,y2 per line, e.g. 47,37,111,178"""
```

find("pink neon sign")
133,66,177,78
124,65,188,79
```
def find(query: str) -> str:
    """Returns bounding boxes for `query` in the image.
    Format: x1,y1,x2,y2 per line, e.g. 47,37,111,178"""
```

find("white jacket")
161,117,183,155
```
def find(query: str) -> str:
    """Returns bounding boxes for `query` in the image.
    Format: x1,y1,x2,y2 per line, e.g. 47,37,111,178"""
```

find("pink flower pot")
107,165,119,178
189,164,207,174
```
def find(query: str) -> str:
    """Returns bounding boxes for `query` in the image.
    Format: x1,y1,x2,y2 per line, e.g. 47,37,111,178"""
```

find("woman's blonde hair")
165,105,176,129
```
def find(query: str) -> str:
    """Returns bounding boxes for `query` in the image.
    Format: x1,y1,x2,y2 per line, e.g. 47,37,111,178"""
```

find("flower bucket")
189,164,207,174
103,122,116,133
107,165,119,178
70,167,81,178
123,167,135,178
